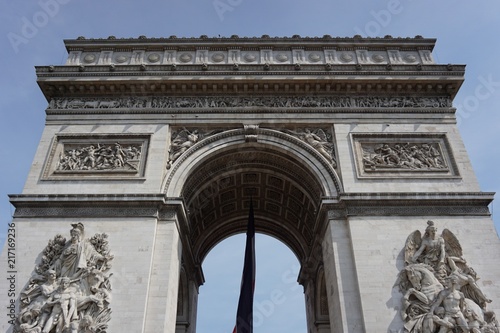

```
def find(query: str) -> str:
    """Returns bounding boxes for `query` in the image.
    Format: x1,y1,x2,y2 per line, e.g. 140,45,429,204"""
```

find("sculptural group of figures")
48,96,451,110
14,223,113,333
166,127,336,169
399,221,498,333
363,142,446,171
56,143,141,172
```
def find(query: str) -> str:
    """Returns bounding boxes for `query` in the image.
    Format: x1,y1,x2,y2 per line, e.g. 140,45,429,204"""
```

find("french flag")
233,200,256,333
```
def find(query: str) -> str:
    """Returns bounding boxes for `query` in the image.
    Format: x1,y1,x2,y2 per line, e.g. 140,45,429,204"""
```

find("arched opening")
197,234,306,333
166,128,342,332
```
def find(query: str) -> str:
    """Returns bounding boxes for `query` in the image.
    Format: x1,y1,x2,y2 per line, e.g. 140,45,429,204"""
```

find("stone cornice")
37,64,463,75
9,193,166,218
10,192,492,217
9,193,166,202
339,192,494,216
64,35,436,51
339,192,495,202
35,36,466,100
36,64,464,100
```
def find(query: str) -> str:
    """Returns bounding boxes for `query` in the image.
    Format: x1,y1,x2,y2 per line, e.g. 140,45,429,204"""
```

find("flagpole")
233,199,255,333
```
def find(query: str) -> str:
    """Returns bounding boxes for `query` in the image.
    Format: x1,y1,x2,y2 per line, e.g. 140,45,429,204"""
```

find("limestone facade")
1,35,498,333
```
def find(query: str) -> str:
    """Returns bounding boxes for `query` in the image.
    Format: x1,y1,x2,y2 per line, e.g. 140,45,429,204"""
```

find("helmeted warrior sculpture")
14,223,113,333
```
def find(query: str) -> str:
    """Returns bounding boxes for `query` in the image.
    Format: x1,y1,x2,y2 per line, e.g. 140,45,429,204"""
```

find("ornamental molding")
65,47,435,67
12,206,160,218
346,206,490,216
9,194,166,218
9,194,491,218
38,69,463,100
340,192,493,216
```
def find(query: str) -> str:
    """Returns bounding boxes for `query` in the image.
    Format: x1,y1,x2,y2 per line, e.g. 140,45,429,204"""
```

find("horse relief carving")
363,142,446,171
398,221,497,333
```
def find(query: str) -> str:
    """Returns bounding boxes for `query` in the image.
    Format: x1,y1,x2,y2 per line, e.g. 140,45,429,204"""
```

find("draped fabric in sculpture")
399,221,498,333
14,223,113,333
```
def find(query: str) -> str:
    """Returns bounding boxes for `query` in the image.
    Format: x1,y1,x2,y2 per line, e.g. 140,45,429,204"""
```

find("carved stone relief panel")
14,223,113,333
281,127,337,167
351,133,459,178
48,96,452,111
167,128,224,169
42,134,150,180
398,220,498,333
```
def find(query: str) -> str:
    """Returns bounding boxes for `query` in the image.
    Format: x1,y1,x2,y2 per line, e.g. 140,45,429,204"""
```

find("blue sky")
0,1,499,332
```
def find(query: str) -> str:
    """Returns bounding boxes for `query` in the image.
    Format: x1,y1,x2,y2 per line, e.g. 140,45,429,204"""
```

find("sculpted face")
70,228,82,241
46,270,56,281
60,278,71,290
407,270,422,290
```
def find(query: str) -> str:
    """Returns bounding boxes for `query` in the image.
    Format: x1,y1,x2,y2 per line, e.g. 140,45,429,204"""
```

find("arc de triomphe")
1,35,499,333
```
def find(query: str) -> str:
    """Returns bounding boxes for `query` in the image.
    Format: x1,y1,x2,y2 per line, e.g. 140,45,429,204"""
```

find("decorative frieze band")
48,95,452,110
67,48,435,67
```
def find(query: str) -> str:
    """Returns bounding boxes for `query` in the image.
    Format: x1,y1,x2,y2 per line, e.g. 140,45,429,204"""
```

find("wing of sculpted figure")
404,230,422,265
442,228,463,259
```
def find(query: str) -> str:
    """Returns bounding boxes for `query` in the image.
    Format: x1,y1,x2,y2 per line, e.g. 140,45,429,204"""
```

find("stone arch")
164,127,343,332
164,128,342,198
163,127,342,262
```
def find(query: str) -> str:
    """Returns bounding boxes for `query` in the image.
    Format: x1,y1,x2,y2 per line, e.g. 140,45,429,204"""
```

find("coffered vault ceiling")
182,145,325,263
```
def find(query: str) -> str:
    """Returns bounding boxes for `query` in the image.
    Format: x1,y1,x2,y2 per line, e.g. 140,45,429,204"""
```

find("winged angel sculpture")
398,221,497,333
166,128,221,169
283,128,337,167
